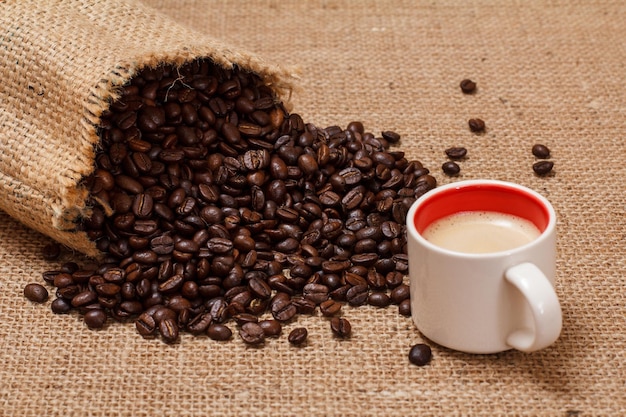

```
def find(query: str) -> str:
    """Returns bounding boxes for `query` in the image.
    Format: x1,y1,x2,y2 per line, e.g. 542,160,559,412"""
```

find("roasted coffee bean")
390,284,410,304
459,79,476,94
368,292,391,308
239,322,265,345
381,130,401,144
442,161,460,176
288,327,308,346
132,193,154,218
71,290,97,307
408,343,432,366
248,277,272,299
150,235,174,255
533,160,554,176
24,283,49,303
136,312,157,337
532,144,551,159
207,323,232,341
468,118,485,132
234,313,258,327
51,297,71,314
319,299,342,317
84,309,107,329
398,298,412,316
259,319,282,337
271,293,297,322
346,284,369,306
292,297,316,315
330,317,351,338
303,283,329,304
159,317,179,343
445,147,467,160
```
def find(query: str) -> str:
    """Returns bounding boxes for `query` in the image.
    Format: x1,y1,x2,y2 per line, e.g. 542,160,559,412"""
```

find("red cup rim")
412,180,553,236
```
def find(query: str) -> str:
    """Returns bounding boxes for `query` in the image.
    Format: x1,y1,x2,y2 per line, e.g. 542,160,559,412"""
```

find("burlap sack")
0,0,295,257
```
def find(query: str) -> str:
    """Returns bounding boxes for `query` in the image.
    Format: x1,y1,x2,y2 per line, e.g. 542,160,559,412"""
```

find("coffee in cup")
406,180,562,354
421,211,541,254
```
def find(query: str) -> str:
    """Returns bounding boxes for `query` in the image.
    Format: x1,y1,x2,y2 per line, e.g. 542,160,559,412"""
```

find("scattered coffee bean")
330,317,352,338
444,147,467,160
459,79,476,94
239,322,265,345
468,118,485,132
381,130,401,144
23,283,49,303
532,144,551,159
51,298,71,314
258,319,282,337
288,327,308,346
84,309,107,329
533,160,554,176
207,323,232,341
159,317,179,343
408,343,432,366
442,161,460,176
135,312,157,337
390,284,410,305
398,299,411,316
319,299,342,317
368,292,391,308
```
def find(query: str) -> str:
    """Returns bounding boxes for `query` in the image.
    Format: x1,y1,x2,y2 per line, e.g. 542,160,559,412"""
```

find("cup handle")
504,262,562,352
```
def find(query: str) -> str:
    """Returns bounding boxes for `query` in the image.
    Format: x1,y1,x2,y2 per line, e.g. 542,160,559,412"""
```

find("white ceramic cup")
406,179,562,354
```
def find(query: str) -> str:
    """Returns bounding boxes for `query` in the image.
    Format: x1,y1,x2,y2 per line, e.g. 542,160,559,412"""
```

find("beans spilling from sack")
31,59,435,345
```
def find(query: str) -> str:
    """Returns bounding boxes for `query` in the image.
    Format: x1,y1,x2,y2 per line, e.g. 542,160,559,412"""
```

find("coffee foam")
422,211,541,254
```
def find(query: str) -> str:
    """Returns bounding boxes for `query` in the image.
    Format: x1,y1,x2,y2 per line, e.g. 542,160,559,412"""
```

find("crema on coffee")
422,211,541,254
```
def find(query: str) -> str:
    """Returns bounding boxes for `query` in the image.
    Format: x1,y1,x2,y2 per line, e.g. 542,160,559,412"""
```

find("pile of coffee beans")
34,59,436,346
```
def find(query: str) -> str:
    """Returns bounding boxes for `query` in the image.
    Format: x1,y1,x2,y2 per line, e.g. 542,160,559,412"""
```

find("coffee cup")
406,179,562,354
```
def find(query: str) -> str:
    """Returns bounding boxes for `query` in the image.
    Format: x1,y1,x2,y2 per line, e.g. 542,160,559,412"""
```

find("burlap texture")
0,0,295,257
0,0,624,416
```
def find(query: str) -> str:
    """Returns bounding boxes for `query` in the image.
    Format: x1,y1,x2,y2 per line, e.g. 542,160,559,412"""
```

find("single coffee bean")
135,312,157,337
532,144,551,159
207,323,232,341
84,309,107,329
398,298,411,316
442,161,460,176
381,130,401,144
408,343,432,366
288,327,308,346
51,297,71,314
24,283,49,303
533,160,554,176
319,299,342,317
271,293,297,322
390,284,410,304
258,319,282,337
239,322,265,345
468,118,485,132
71,290,97,307
346,284,369,306
368,292,391,308
132,193,154,218
159,317,180,343
459,79,476,94
444,147,467,160
330,317,351,338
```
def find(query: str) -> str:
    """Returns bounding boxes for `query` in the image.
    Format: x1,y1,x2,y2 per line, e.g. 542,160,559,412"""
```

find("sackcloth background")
0,0,624,416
